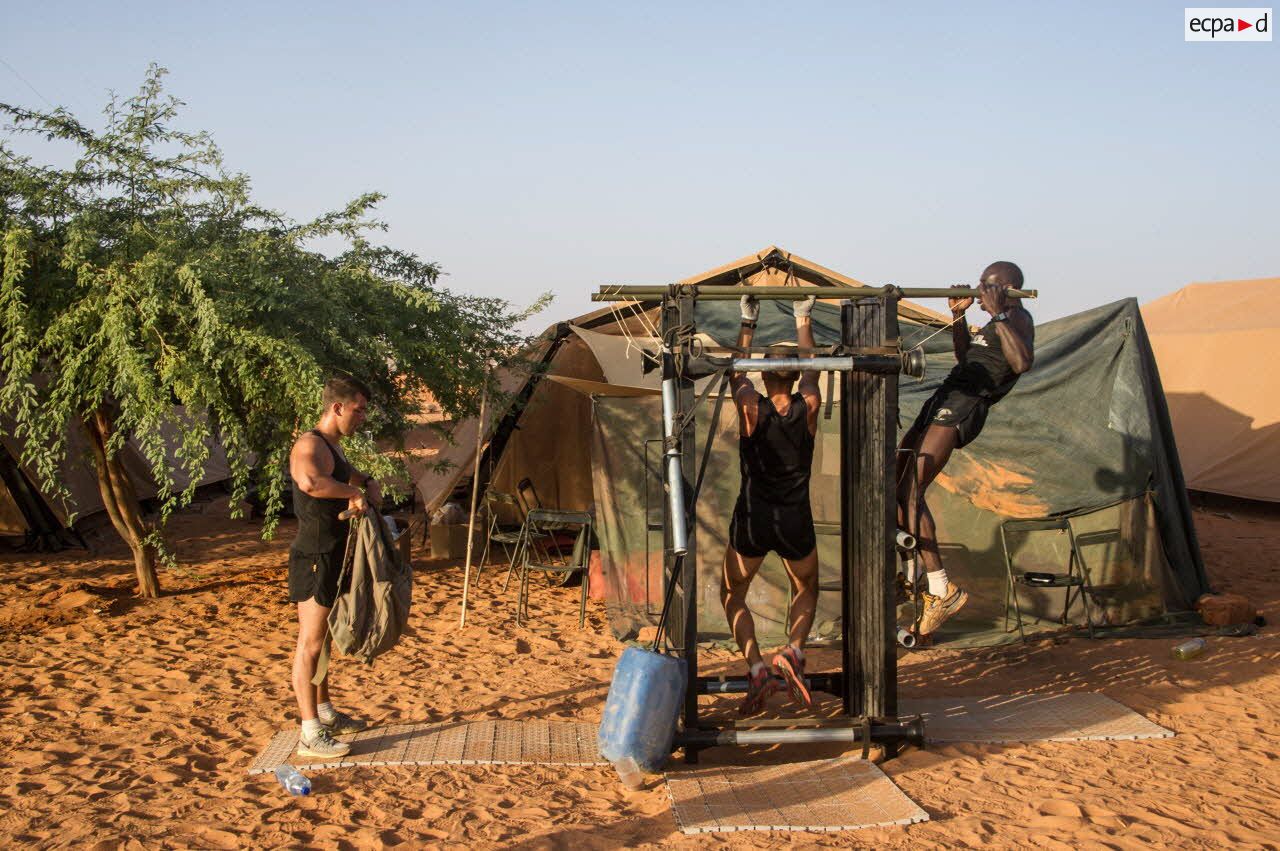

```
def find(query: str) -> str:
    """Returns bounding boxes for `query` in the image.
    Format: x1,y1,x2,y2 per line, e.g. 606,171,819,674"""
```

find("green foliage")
0,65,546,539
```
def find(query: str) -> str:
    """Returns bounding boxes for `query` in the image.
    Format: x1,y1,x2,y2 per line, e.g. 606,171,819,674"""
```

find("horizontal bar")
697,673,839,695
675,718,926,748
731,355,899,374
592,284,1037,302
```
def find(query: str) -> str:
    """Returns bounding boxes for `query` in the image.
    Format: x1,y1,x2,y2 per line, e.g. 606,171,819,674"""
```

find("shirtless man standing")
287,376,381,758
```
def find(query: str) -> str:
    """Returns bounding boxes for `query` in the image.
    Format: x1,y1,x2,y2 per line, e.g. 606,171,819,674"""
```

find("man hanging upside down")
898,261,1036,638
722,292,822,715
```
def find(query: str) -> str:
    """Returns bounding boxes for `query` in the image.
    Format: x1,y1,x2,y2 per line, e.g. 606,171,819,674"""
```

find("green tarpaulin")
592,297,1207,647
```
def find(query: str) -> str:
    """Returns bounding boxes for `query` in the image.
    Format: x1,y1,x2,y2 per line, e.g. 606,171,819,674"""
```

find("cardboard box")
429,523,483,560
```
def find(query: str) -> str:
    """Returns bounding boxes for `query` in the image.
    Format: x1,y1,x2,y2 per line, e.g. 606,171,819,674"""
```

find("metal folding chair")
1001,515,1098,642
480,490,527,579
516,508,593,628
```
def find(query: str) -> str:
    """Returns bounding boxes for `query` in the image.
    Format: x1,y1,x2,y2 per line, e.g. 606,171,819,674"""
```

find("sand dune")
0,504,1277,848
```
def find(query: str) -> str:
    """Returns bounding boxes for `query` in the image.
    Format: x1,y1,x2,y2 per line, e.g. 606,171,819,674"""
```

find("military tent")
0,409,233,547
1141,277,1280,502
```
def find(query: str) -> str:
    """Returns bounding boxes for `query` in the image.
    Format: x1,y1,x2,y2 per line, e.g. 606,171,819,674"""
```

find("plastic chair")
1001,516,1097,642
516,508,593,628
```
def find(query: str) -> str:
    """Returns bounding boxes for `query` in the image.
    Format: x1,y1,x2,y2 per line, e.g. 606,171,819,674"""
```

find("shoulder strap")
309,429,342,464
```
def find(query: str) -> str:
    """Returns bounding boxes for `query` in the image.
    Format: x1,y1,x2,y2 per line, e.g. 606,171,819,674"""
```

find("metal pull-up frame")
593,283,1032,759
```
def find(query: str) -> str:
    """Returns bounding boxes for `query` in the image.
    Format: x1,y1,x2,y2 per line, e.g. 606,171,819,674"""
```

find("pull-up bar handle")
592,285,1037,302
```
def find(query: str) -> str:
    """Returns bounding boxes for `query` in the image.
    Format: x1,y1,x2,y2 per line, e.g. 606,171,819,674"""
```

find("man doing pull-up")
898,261,1035,638
721,292,822,715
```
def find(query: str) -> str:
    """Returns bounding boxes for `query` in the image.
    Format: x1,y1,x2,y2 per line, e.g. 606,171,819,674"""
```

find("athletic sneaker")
738,665,779,716
916,582,969,636
771,645,812,707
319,710,367,735
297,728,351,759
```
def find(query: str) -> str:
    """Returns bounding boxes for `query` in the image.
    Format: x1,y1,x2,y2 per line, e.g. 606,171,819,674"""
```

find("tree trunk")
82,408,161,598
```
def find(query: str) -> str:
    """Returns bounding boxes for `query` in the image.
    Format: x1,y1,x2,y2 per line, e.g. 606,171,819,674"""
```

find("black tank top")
291,430,352,555
948,313,1034,403
737,393,814,508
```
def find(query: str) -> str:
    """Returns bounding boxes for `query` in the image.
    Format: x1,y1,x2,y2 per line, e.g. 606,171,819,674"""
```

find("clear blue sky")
3,1,1277,330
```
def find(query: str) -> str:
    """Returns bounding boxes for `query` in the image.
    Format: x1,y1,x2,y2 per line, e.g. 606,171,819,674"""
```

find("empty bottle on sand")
1171,637,1206,661
274,765,311,796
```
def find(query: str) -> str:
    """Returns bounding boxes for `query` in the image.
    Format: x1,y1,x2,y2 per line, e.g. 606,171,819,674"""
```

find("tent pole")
458,384,488,628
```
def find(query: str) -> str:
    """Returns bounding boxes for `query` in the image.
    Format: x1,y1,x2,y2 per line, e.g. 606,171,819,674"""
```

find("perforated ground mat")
664,758,928,834
247,720,606,774
900,692,1173,743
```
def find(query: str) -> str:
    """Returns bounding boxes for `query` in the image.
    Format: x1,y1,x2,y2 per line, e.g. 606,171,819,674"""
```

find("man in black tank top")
898,262,1035,640
722,292,822,715
286,376,383,759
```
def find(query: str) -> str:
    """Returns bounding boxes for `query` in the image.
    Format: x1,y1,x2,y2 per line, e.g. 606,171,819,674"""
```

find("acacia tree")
0,67,540,597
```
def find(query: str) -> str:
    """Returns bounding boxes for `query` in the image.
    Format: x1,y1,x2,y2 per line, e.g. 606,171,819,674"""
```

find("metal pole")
593,285,1037,302
659,351,688,556
697,673,839,694
458,384,488,628
675,719,925,749
676,291,701,760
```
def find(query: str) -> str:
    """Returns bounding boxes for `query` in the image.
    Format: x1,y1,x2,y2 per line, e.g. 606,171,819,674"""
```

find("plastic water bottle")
1171,637,1206,661
613,756,645,791
274,765,311,796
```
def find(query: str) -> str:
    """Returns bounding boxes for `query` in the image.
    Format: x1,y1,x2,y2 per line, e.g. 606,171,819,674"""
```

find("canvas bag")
312,507,413,683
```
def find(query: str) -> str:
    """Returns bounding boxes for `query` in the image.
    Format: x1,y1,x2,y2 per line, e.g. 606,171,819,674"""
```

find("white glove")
740,294,760,323
794,294,816,319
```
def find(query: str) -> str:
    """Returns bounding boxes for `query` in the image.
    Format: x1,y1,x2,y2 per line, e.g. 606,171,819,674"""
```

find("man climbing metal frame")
897,262,1036,641
722,292,822,715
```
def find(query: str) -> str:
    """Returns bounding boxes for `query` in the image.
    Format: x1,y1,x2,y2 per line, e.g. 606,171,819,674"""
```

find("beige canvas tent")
0,410,233,542
1142,277,1280,502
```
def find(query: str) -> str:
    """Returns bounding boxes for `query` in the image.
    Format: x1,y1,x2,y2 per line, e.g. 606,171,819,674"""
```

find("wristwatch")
992,311,1009,322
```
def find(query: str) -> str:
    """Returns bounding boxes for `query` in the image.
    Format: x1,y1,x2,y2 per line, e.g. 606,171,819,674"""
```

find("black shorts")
909,384,990,448
729,501,817,561
288,546,350,608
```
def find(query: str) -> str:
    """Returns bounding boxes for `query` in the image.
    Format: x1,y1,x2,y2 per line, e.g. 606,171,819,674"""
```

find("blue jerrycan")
597,646,687,788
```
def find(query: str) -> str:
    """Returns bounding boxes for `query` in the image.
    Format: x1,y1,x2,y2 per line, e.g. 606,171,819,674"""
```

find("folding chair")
516,508,593,628
1001,515,1097,643
480,490,527,578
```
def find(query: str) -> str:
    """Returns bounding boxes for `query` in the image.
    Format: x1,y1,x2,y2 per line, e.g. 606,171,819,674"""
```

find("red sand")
0,502,1277,848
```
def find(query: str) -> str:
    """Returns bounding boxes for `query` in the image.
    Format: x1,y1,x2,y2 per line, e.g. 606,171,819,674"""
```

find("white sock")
316,702,336,723
749,661,767,678
926,569,949,597
301,718,323,740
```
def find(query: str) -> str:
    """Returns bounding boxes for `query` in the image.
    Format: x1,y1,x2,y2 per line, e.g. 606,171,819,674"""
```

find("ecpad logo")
1185,7,1272,40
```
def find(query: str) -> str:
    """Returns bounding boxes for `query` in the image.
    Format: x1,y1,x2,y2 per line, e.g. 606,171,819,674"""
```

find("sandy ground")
0,501,1278,849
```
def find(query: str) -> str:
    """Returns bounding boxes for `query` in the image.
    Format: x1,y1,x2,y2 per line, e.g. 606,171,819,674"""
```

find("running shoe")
319,709,367,735
297,728,351,759
916,581,969,636
771,645,812,707
738,665,779,716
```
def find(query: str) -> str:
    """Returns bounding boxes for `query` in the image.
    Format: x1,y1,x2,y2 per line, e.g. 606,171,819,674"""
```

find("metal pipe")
592,285,1037,302
730,355,902,375
896,529,917,550
697,674,838,695
675,718,926,749
659,351,688,556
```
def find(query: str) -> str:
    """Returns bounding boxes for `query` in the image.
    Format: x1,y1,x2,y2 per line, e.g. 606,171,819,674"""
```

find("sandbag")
1196,593,1257,627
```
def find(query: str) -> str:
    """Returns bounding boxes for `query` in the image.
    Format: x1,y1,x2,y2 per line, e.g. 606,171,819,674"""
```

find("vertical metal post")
840,296,900,726
659,296,685,649
676,292,701,751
